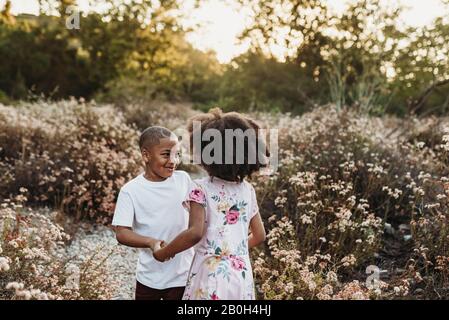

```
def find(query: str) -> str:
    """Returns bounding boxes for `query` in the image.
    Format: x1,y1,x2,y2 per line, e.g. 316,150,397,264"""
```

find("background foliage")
0,0,448,115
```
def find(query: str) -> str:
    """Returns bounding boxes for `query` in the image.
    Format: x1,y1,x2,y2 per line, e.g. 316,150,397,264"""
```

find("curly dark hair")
187,108,269,182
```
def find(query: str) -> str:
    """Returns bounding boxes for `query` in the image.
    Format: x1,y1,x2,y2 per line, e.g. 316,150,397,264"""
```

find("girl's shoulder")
192,176,209,187
239,179,256,192
242,179,254,188
203,177,254,192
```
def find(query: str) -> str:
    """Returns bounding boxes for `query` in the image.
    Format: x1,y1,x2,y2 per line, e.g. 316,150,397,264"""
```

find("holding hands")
151,240,175,262
149,239,165,252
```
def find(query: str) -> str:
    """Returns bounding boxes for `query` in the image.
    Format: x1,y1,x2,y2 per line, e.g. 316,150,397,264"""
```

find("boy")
112,126,194,300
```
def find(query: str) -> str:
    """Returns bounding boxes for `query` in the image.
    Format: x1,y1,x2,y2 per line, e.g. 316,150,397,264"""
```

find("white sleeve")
249,184,259,220
182,170,193,185
112,190,134,227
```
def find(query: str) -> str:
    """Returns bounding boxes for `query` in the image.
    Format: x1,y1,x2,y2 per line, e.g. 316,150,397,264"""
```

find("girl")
153,108,267,300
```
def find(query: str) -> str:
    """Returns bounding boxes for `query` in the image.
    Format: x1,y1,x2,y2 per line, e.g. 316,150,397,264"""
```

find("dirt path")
66,225,138,300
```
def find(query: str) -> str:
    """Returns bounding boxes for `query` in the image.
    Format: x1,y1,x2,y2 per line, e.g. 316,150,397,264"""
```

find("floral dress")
182,176,259,300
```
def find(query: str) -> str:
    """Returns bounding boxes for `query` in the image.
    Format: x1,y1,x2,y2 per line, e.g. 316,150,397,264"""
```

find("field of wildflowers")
0,193,119,299
0,100,448,299
252,108,449,299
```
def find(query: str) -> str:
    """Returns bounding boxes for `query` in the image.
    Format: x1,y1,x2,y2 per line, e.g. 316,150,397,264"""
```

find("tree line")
0,0,448,116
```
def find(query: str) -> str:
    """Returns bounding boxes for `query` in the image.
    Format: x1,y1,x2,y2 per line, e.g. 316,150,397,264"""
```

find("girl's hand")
153,247,164,262
148,239,165,252
153,246,174,262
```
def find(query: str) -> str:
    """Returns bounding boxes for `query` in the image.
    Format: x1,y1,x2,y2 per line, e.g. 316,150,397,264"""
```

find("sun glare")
181,0,251,63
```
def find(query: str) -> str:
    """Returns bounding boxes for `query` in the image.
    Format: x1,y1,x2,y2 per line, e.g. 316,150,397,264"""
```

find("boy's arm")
248,212,266,249
153,202,205,262
114,226,163,251
113,190,165,250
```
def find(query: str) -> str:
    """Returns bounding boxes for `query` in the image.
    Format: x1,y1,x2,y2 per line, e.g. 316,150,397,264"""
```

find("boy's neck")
143,171,169,182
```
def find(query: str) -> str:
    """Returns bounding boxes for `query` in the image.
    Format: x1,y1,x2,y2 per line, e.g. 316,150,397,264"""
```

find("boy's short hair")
187,108,269,182
139,126,174,150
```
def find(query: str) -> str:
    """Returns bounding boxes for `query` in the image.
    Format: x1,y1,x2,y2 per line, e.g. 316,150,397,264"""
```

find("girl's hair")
187,108,269,182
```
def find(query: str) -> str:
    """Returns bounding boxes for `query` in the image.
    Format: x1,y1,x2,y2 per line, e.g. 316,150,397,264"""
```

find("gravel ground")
66,225,138,300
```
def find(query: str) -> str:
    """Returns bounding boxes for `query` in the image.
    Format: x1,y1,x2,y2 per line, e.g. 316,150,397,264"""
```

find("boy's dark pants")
135,281,185,300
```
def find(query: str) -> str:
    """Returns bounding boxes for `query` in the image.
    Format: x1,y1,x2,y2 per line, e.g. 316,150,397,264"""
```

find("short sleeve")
112,190,134,227
249,184,259,220
184,180,207,208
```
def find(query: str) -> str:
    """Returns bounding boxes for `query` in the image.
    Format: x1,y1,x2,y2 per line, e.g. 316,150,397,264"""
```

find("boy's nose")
169,153,179,164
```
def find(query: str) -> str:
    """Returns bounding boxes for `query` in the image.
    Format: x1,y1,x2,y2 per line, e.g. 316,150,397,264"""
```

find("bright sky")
2,0,447,63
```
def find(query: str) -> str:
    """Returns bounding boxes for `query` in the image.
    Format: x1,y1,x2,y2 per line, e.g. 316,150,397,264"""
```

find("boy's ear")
142,148,151,162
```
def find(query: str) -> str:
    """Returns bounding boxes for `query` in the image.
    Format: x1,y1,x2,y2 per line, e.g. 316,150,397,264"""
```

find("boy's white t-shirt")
112,170,194,290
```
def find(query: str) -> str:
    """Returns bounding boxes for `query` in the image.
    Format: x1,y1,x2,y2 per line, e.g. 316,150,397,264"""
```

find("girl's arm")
153,202,205,262
114,226,163,251
248,212,266,249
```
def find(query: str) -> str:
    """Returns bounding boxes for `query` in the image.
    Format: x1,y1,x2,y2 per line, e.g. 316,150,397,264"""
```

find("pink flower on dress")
188,188,206,205
210,293,219,300
230,255,246,271
225,209,239,224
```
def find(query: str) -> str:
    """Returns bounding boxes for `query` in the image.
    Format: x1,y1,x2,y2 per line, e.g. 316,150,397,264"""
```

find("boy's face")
142,135,180,181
